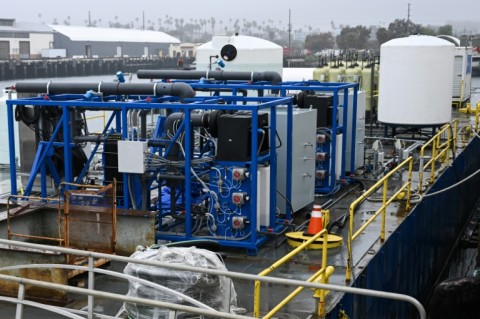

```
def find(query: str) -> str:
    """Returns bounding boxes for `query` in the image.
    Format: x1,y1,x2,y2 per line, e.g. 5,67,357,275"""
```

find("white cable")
423,167,480,198
177,140,218,202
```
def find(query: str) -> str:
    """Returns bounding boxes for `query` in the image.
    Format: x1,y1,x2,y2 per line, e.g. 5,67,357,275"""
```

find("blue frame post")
250,107,259,248
330,90,339,191
286,99,293,220
6,100,17,195
350,84,358,174
184,108,192,239
62,104,73,190
341,87,349,180
121,107,129,209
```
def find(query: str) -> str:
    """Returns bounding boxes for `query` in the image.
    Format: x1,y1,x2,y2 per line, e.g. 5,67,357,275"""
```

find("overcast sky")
7,0,479,32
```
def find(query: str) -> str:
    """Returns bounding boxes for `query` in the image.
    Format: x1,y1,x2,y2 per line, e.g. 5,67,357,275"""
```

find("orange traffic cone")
306,205,323,235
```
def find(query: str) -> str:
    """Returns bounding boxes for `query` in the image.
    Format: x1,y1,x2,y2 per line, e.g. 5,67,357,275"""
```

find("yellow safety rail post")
346,157,413,282
475,102,480,134
430,125,451,182
453,120,458,156
86,112,107,129
254,229,331,318
418,122,456,193
315,265,335,317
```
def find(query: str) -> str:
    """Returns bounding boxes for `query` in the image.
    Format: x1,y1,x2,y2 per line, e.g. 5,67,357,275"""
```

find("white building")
169,42,201,58
0,19,53,59
50,25,180,58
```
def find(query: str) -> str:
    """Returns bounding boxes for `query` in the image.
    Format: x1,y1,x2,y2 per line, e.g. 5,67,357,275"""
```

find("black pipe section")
139,110,149,139
163,110,222,163
14,82,195,101
157,174,186,181
72,135,104,144
148,140,167,147
137,70,283,85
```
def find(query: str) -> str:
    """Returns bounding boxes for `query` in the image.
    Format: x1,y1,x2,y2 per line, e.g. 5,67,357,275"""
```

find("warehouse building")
50,25,180,58
0,19,53,59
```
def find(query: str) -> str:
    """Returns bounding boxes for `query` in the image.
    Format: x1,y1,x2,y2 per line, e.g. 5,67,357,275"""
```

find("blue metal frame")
165,80,359,193
6,93,292,254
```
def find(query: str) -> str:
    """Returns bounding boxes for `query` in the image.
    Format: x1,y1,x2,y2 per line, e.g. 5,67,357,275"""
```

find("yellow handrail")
346,156,413,282
254,229,331,318
475,102,480,133
418,121,457,193
86,111,106,129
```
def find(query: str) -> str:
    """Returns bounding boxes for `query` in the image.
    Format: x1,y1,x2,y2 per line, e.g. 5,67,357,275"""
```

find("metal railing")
7,195,63,244
0,238,426,319
346,156,413,282
254,228,331,318
418,121,457,193
475,102,480,133
86,111,107,129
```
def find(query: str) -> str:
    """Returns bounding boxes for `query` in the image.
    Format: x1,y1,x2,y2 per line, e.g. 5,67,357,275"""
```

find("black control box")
216,112,269,162
303,94,333,128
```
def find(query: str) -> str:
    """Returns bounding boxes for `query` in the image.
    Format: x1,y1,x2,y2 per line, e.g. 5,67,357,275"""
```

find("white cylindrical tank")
378,35,455,126
196,35,283,76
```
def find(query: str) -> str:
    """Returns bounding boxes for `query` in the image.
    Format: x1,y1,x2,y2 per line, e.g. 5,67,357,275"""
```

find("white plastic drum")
196,35,283,76
378,35,455,126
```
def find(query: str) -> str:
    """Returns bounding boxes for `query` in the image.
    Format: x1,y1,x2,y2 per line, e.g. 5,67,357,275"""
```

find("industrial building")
0,19,53,59
50,24,180,58
169,42,201,58
0,19,181,60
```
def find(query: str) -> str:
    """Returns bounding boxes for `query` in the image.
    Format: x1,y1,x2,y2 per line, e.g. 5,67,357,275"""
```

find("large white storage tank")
196,35,283,76
378,35,455,126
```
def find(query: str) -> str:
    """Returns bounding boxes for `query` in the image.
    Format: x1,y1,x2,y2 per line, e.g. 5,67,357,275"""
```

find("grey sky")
7,0,479,32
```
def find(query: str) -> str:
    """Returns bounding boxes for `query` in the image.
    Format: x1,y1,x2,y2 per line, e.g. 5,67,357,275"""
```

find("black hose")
15,105,41,125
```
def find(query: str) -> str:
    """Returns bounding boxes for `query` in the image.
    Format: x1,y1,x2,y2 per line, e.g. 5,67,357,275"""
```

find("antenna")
407,3,411,22
288,9,292,56
407,3,411,34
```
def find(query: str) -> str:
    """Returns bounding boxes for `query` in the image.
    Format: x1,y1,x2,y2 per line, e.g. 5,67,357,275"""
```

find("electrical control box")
303,94,333,128
216,112,269,162
275,108,317,213
117,140,148,174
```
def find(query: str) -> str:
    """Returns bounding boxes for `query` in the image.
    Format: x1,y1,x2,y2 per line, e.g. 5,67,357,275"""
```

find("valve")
232,168,248,181
232,216,247,229
232,192,247,206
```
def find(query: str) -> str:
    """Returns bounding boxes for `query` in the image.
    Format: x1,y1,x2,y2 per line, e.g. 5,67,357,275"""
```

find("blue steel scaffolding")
6,91,292,254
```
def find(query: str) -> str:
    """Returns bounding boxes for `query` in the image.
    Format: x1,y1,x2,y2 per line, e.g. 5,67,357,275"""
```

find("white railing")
0,239,426,319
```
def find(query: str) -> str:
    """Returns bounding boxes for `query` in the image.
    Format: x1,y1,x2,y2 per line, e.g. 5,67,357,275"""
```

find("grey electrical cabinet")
275,108,317,213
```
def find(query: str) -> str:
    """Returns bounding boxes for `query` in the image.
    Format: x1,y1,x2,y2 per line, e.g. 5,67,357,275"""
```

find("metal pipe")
1,295,84,319
0,274,252,319
136,70,282,84
87,256,94,319
14,82,195,101
72,135,103,143
140,110,148,139
15,283,25,319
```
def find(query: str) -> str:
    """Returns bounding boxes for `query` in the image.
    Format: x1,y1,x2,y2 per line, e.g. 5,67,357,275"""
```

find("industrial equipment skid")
5,80,358,254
